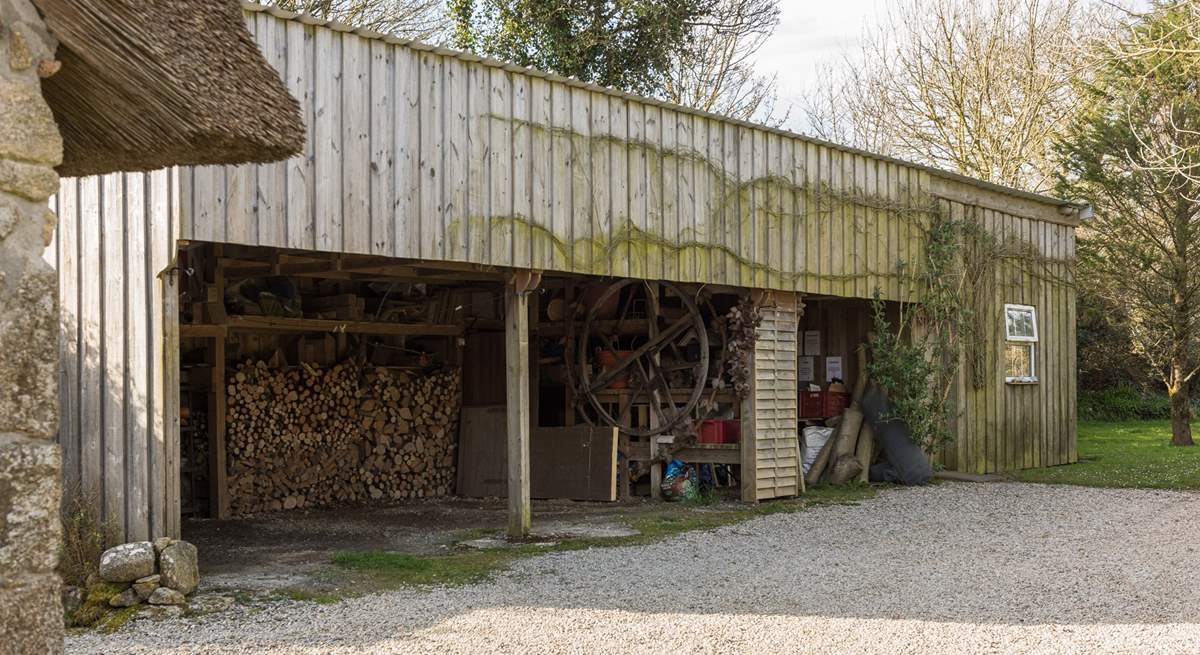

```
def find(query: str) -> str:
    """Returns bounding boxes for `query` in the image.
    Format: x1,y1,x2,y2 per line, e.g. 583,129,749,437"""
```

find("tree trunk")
1169,374,1194,447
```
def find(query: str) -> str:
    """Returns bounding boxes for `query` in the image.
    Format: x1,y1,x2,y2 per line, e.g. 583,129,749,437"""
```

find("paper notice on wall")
798,356,815,382
803,330,821,355
825,356,843,382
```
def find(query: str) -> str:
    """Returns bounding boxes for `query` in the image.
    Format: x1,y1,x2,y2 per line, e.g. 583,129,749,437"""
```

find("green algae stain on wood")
452,114,1069,299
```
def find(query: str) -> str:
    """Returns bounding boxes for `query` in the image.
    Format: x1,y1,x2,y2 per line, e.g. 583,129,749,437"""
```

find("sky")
757,0,1152,134
755,0,888,133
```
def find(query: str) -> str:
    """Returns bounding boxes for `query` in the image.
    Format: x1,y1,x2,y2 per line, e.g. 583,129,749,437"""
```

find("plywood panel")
457,407,618,501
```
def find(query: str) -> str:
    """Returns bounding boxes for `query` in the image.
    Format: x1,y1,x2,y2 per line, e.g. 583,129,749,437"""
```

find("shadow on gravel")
82,483,1200,654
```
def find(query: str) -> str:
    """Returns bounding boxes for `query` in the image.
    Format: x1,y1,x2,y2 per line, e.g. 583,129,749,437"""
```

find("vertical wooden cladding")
947,201,1078,474
54,170,182,541
178,9,961,301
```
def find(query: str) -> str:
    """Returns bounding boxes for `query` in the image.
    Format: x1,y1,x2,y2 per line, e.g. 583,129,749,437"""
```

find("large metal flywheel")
572,279,709,437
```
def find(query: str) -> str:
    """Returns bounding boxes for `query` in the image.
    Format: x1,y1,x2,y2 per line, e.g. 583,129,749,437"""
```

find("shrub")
1076,386,1186,421
58,484,115,588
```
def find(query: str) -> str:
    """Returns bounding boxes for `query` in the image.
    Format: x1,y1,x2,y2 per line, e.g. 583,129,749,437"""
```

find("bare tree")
803,0,1101,193
661,0,786,125
265,0,449,42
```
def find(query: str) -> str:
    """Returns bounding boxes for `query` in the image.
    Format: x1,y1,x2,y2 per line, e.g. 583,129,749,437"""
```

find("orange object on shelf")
597,349,633,389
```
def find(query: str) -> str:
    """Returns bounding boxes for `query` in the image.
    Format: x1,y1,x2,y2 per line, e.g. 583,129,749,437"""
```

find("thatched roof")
33,0,305,177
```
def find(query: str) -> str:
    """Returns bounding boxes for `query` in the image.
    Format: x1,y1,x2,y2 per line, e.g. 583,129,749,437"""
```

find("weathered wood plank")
466,61,489,264
393,46,420,259
313,26,343,251
284,19,315,250
661,108,680,282
512,75,533,268
609,97,629,278
488,67,512,266
101,173,127,534
589,92,611,276
343,33,369,253
570,87,593,274
629,101,648,279
147,170,173,538
162,169,182,537
529,77,553,270
678,112,697,281
125,173,150,541
645,105,663,280
256,12,287,247
738,125,755,288
56,180,80,496
368,38,395,256
444,56,469,262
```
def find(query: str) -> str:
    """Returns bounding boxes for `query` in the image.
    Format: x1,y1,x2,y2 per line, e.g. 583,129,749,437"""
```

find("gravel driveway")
68,483,1200,654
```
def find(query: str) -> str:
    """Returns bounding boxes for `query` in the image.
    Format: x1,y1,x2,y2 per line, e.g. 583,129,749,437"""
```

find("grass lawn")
1015,420,1200,490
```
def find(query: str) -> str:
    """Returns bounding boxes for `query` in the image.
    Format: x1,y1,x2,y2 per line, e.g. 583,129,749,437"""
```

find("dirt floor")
183,495,724,591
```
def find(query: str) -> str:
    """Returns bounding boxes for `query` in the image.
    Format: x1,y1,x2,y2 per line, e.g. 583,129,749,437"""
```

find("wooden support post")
207,336,229,519
740,293,760,503
530,290,540,430
506,270,540,537
564,282,576,426
206,244,228,324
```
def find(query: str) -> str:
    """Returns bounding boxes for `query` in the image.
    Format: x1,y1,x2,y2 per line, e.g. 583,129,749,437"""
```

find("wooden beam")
179,324,228,338
506,271,538,537
223,315,463,337
628,441,742,466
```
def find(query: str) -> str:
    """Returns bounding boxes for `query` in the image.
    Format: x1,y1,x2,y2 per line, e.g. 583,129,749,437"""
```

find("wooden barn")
51,4,1082,543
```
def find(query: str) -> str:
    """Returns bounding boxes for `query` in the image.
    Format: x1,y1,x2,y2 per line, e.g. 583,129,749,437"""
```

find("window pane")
1005,306,1036,339
1005,343,1034,380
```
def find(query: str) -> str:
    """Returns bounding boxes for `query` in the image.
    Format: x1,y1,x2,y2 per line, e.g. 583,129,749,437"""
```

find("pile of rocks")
99,538,199,608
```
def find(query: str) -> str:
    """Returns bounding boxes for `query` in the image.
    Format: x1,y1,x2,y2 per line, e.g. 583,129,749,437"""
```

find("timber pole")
0,1,65,651
505,270,539,538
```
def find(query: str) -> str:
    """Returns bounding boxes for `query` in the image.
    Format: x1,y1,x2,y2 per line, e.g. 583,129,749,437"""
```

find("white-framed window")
1004,304,1038,383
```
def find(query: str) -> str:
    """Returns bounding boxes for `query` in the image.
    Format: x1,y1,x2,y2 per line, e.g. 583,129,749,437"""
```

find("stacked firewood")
226,359,460,516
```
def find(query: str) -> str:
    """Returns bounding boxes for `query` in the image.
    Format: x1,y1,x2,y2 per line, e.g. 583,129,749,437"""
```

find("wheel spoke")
587,314,692,393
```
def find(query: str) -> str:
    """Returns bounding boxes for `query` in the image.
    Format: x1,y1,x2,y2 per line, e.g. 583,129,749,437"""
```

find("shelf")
626,441,740,464
186,315,464,337
592,388,737,404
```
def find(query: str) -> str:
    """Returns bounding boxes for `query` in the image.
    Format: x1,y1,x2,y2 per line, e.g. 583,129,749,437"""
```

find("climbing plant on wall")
866,208,968,453
866,201,1056,453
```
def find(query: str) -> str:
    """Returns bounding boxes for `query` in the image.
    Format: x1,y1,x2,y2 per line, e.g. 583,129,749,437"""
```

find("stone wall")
0,0,64,652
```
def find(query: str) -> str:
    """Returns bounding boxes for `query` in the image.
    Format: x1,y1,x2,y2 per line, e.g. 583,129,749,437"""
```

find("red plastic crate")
800,391,823,418
699,419,741,443
823,391,850,417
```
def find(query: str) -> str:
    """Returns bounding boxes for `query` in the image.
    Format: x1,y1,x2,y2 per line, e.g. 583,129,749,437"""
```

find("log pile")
226,359,461,516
